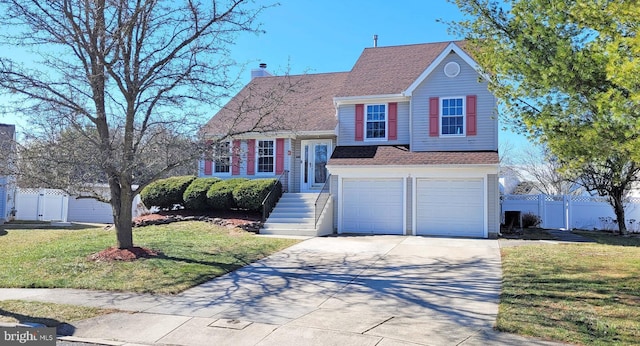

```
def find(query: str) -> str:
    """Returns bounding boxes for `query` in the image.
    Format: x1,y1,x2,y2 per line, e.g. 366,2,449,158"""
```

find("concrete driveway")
4,235,562,345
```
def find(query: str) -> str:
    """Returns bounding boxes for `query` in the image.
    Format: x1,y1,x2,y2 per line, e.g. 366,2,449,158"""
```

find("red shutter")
204,140,213,175
466,95,477,136
429,97,439,137
275,138,285,174
388,102,397,140
232,140,241,175
247,139,256,175
355,104,364,141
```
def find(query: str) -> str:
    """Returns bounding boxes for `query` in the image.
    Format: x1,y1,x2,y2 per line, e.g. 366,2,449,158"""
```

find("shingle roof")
337,41,464,97
203,41,471,136
328,146,499,166
202,72,348,136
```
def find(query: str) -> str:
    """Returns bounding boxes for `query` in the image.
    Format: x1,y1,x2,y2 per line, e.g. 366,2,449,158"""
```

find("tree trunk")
611,194,628,235
110,178,134,249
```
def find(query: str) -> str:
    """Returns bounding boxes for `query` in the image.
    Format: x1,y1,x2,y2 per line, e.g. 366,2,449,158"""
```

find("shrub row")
140,176,280,212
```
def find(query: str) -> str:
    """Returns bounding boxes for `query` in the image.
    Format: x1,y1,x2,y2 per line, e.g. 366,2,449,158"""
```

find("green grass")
0,300,116,328
498,240,640,345
573,230,640,246
0,221,299,294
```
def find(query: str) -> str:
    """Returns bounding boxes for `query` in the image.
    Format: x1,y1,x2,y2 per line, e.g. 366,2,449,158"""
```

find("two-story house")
201,41,500,238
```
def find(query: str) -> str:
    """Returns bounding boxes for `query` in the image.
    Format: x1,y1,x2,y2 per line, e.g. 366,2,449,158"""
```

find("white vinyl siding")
342,178,404,234
411,53,497,151
487,174,500,236
415,178,484,237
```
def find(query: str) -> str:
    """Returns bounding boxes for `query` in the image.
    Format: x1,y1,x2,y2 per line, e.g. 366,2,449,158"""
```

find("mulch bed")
133,209,261,228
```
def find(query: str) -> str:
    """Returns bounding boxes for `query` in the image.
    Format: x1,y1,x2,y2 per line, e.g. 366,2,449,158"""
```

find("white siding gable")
411,52,497,152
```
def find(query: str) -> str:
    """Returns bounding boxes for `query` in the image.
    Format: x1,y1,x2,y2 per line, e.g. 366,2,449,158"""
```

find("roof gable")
336,41,475,98
404,41,482,96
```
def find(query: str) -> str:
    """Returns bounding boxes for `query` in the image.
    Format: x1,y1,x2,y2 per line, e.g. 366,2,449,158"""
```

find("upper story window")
257,140,274,173
365,104,387,140
213,142,231,173
441,97,465,136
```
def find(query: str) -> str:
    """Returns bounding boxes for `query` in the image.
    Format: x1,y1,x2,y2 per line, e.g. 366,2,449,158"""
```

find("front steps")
260,193,318,237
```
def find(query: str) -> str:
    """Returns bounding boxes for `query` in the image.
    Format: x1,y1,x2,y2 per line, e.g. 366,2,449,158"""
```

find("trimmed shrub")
206,178,248,210
140,175,196,210
522,212,542,228
183,177,222,211
233,178,280,211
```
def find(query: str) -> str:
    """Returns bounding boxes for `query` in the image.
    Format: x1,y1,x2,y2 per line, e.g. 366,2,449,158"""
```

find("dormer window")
365,104,387,140
441,97,465,136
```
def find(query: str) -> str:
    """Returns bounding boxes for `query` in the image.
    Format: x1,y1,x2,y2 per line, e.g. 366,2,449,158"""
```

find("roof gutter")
333,94,408,106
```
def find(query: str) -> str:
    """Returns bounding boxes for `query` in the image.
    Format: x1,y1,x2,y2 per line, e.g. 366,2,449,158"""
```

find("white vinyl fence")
15,187,143,223
501,194,640,232
15,188,69,222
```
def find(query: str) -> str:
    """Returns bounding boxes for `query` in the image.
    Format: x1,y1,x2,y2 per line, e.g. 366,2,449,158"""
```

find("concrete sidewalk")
1,236,566,346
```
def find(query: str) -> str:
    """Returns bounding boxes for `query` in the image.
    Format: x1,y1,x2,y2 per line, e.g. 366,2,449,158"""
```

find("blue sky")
0,0,530,150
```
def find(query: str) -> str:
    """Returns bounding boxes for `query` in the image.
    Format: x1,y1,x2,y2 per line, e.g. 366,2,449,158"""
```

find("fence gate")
15,188,69,222
543,195,566,229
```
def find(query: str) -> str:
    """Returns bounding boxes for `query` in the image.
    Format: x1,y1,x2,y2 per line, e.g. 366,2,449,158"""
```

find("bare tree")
0,0,272,249
0,124,16,177
515,145,582,196
17,122,196,190
571,156,640,235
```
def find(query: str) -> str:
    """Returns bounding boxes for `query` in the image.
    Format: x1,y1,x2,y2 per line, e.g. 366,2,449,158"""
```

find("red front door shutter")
388,102,397,140
275,138,285,174
204,160,212,175
466,95,477,136
232,140,241,175
247,139,256,175
355,104,364,141
429,97,439,137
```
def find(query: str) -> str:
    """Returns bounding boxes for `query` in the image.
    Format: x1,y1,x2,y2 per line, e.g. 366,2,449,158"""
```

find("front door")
301,140,332,191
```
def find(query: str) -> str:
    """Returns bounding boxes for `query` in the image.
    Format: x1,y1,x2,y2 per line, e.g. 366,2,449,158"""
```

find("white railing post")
538,194,545,228
564,195,571,231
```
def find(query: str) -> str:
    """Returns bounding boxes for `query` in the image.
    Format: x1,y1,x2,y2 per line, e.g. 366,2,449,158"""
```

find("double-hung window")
213,142,231,173
365,104,386,140
257,140,274,173
441,97,465,136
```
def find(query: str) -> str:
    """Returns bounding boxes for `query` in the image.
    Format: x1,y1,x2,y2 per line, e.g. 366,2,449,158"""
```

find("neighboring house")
0,123,17,224
201,41,500,238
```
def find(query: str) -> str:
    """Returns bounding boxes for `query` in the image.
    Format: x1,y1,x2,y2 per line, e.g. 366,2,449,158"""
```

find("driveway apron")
61,235,518,345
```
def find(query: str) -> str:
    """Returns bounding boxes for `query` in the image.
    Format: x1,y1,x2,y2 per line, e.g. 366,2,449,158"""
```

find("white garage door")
342,178,404,234
67,198,114,223
416,178,484,237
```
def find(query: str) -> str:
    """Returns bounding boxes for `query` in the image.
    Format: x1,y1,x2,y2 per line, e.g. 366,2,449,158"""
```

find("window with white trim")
213,142,231,173
441,97,465,135
257,140,274,173
365,104,387,140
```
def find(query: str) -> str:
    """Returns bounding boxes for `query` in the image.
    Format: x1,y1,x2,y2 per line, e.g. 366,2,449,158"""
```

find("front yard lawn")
0,221,299,294
498,235,640,345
